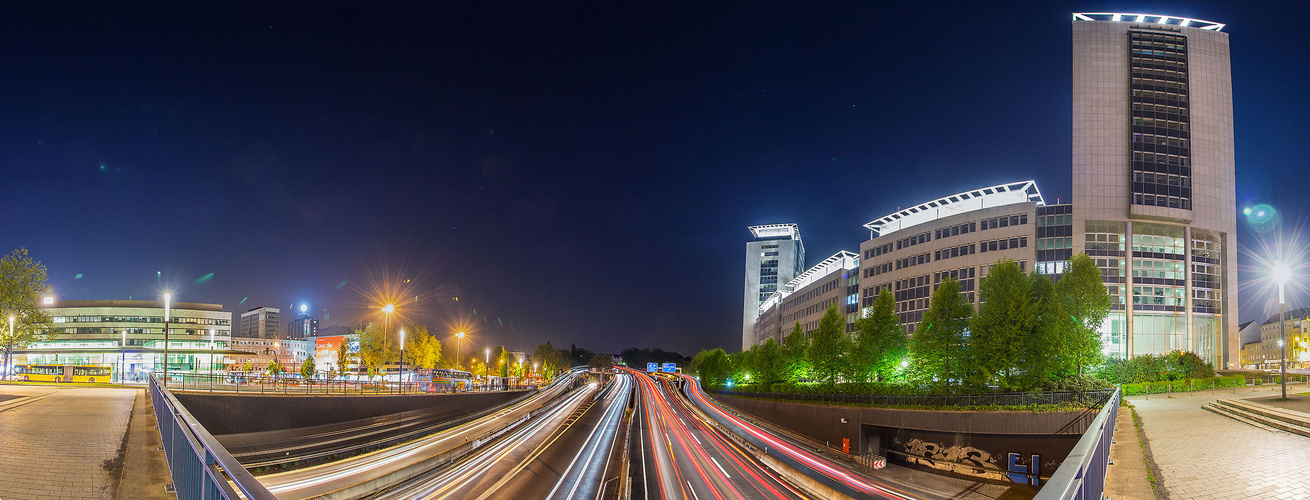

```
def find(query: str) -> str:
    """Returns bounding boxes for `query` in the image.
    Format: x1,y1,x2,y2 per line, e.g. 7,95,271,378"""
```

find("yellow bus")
15,365,113,383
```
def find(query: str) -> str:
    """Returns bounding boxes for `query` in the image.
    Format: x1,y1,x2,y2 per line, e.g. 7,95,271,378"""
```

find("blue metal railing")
150,374,277,500
1034,388,1121,500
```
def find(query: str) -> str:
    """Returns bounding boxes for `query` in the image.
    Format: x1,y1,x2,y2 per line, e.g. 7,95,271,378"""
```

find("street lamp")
163,293,171,387
121,330,127,384
382,304,394,384
485,347,490,390
399,328,406,393
209,329,216,391
456,331,465,370
6,315,13,382
1275,261,1292,399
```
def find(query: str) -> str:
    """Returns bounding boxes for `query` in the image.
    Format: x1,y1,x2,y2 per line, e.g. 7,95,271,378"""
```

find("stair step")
1202,403,1281,433
1218,399,1310,427
1206,402,1310,438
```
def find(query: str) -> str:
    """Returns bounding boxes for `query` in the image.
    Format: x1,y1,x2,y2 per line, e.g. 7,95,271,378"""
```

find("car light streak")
546,374,631,500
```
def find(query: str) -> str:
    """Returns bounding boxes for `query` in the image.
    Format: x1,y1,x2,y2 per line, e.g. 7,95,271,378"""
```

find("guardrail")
150,374,277,500
711,388,1117,408
1033,388,1121,500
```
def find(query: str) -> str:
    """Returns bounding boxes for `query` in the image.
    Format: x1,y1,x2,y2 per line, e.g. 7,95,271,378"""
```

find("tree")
853,289,907,382
300,356,315,379
752,338,784,385
267,359,283,377
497,346,510,378
0,248,55,380
909,277,974,387
532,342,569,379
692,348,733,389
356,322,395,382
781,321,810,383
971,260,1033,388
808,303,850,386
243,361,253,375
588,354,614,370
337,336,353,378
403,325,442,369
1024,272,1066,388
1057,254,1113,376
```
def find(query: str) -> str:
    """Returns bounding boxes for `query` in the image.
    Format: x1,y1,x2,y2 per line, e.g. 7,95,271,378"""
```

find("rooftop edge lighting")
863,180,1045,238
1073,12,1225,31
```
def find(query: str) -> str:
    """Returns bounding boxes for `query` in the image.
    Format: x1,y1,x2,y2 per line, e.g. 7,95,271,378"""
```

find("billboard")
662,363,676,373
314,335,358,372
646,362,659,372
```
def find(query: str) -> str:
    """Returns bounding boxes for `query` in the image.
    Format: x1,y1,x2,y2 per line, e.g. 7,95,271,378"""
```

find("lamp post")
163,293,171,387
6,315,14,382
209,329,216,391
382,304,394,386
485,347,490,391
399,328,406,394
456,331,464,370
1275,262,1291,400
121,330,127,384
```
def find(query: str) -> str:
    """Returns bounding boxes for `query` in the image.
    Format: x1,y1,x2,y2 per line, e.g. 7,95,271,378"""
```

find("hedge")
1119,375,1244,396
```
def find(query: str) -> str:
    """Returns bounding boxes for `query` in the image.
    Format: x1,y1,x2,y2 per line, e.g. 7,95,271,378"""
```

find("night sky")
4,1,1309,356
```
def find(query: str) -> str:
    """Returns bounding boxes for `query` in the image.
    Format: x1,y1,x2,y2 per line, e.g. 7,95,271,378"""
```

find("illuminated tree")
300,356,315,379
909,277,974,387
336,338,352,377
357,323,395,382
853,289,907,382
403,325,442,369
781,322,810,383
0,248,55,380
808,304,850,386
971,259,1033,388
1057,254,1112,376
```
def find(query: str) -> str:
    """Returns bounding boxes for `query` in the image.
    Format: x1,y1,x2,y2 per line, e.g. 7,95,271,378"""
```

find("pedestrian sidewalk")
1128,390,1310,500
119,389,175,499
1104,404,1155,499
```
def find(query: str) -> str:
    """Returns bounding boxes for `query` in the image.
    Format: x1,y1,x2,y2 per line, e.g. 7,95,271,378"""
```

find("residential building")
17,299,238,381
237,306,281,339
1252,309,1310,370
743,224,805,351
1072,13,1238,368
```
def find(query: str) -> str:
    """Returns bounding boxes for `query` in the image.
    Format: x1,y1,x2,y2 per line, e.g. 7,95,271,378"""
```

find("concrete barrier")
176,391,531,435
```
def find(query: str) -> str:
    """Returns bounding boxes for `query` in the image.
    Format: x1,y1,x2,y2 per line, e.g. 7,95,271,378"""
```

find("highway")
256,371,582,499
371,373,632,500
627,367,809,500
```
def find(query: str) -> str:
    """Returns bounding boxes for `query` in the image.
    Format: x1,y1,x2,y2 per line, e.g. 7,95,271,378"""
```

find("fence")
1033,388,1120,500
155,372,534,395
710,388,1117,408
150,374,276,500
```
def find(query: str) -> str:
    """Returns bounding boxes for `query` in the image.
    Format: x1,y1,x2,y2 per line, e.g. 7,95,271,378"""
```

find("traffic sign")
647,362,659,372
662,363,676,373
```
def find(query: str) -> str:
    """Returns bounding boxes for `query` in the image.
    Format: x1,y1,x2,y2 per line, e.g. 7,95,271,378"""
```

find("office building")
858,181,1046,334
286,305,318,341
16,299,238,381
742,224,806,351
1072,12,1237,367
753,251,860,346
237,306,281,339
228,338,310,374
740,12,1241,368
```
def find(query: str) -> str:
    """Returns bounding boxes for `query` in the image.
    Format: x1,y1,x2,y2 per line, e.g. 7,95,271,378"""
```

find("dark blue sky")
3,1,1307,355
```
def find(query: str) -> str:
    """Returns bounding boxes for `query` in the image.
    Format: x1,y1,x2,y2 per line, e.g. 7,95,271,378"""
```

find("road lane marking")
686,480,701,500
710,456,731,479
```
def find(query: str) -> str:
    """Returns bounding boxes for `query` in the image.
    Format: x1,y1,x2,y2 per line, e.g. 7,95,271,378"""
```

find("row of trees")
695,254,1114,392
0,249,55,380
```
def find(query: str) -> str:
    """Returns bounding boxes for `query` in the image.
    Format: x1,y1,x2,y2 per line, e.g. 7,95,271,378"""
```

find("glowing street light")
456,331,465,370
381,303,395,385
163,293,172,386
6,315,14,381
1274,261,1292,399
209,329,216,391
485,347,491,389
399,328,406,392
121,330,127,384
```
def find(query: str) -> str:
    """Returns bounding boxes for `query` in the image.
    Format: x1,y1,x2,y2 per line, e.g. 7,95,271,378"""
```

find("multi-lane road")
237,367,1015,500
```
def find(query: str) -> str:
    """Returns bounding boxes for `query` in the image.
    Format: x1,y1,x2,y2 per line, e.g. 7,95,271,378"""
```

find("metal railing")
150,374,276,500
154,372,534,395
1033,388,1121,500
710,388,1117,408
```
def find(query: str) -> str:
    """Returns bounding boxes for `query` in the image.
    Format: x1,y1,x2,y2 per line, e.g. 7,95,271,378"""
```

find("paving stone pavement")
1128,389,1310,500
0,385,136,500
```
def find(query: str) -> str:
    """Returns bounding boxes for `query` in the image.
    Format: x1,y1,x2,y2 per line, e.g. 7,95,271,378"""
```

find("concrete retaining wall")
175,391,529,435
713,394,1093,477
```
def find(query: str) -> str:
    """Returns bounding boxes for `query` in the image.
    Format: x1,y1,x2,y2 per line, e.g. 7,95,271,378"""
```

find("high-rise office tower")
743,224,805,351
237,306,282,339
286,304,318,341
1071,13,1237,367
